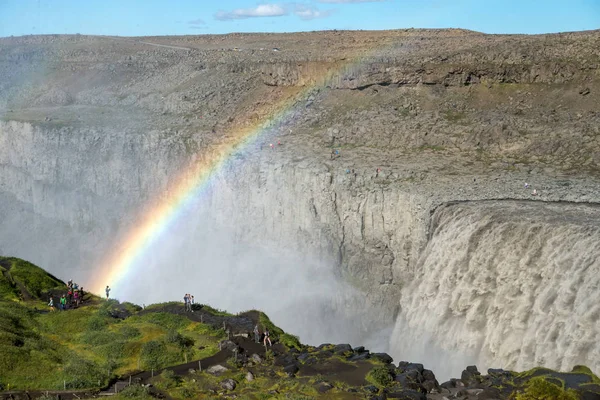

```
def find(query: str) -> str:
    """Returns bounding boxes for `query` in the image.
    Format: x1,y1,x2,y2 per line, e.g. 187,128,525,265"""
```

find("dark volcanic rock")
315,382,334,393
386,389,427,399
371,352,394,364
364,385,379,393
283,363,300,376
219,378,237,391
348,352,371,361
461,365,482,385
353,346,366,353
334,343,353,354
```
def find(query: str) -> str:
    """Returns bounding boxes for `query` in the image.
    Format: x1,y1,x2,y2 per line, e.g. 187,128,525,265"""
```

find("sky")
0,0,598,37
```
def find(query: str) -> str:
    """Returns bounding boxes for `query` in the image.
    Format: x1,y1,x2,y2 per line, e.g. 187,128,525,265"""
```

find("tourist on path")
48,297,55,312
254,324,260,343
263,328,272,347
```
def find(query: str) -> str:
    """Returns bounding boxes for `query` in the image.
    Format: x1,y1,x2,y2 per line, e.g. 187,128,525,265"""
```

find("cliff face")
1,30,600,377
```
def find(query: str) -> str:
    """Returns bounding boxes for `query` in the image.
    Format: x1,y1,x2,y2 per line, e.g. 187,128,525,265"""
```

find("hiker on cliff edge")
254,324,261,343
263,328,272,347
105,285,111,299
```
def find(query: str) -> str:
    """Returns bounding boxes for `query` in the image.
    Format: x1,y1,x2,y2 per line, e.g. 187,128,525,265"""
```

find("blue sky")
0,0,598,37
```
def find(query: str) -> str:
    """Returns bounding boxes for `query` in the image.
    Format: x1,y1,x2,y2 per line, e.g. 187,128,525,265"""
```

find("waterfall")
390,200,600,380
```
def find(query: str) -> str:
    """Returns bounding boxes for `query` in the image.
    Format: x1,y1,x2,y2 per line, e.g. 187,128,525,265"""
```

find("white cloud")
317,0,384,3
215,4,288,20
188,18,206,25
294,4,334,20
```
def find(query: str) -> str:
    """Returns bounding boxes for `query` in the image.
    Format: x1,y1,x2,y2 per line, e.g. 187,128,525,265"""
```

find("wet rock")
219,378,237,391
245,371,254,382
283,363,299,376
316,382,333,393
386,389,427,399
250,354,263,364
364,385,379,393
206,364,228,375
371,352,394,364
399,362,424,374
461,365,481,385
347,352,371,361
334,343,353,354
219,339,238,351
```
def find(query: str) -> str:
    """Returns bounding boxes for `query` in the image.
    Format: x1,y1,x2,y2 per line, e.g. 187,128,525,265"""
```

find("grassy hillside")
0,258,599,400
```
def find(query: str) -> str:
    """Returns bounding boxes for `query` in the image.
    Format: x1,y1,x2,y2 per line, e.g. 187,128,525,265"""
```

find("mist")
111,196,392,352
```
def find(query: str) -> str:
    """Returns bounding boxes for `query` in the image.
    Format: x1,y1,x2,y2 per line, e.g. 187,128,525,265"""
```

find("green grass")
515,376,579,400
0,257,64,300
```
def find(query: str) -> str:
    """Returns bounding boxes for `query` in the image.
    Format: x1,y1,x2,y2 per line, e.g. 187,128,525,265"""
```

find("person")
184,293,189,312
105,285,111,299
263,328,272,347
48,297,55,312
60,294,67,311
254,324,260,343
73,290,80,307
190,295,195,312
532,189,538,196
524,182,530,189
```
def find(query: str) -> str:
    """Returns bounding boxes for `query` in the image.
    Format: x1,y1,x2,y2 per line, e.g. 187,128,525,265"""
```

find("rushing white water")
390,201,600,380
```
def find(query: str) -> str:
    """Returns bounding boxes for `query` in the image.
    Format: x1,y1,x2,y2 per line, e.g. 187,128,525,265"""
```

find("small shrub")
119,325,141,339
160,369,182,388
87,316,108,331
166,330,194,348
118,384,151,398
366,366,394,387
516,377,578,400
140,340,168,370
279,333,302,350
63,357,105,388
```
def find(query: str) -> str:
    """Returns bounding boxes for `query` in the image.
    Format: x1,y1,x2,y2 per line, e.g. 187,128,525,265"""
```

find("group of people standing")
254,324,272,347
183,293,195,312
48,279,85,311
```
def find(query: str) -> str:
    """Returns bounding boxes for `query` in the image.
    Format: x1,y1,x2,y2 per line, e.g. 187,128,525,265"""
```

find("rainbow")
91,54,368,295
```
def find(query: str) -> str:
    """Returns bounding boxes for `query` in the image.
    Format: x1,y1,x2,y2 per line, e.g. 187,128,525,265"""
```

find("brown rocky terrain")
1,29,599,381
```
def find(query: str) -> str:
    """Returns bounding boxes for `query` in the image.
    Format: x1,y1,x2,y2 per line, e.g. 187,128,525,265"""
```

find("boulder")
316,382,333,393
386,389,427,400
394,373,422,391
251,353,263,364
422,369,436,382
284,363,300,376
219,378,237,391
348,352,371,361
297,353,310,362
219,340,238,351
371,352,394,364
461,365,481,385
364,385,379,393
421,379,439,393
245,371,254,382
353,346,366,353
402,363,424,374
206,364,228,375
334,343,353,354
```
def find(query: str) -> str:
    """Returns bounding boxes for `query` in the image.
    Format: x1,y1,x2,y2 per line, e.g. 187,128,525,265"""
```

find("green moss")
515,377,579,400
366,366,394,387
0,257,64,299
279,333,302,350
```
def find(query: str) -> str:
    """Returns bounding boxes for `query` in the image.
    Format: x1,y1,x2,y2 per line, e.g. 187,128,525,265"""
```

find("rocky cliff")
1,29,599,378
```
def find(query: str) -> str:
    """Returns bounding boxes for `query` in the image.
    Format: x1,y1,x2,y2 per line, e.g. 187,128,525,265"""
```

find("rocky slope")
1,30,599,378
